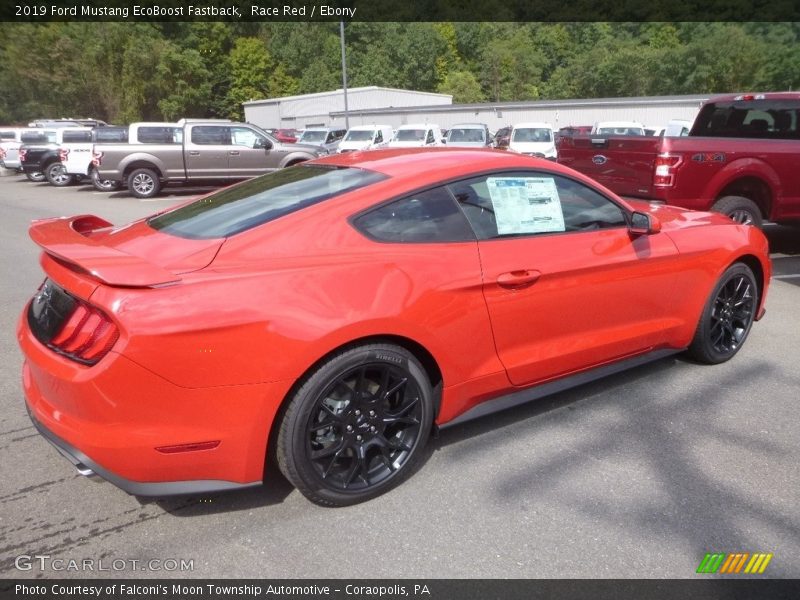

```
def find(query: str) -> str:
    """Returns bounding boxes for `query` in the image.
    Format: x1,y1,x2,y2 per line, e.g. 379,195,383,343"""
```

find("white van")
508,122,557,159
591,121,646,136
338,125,394,153
388,123,444,148
0,128,24,171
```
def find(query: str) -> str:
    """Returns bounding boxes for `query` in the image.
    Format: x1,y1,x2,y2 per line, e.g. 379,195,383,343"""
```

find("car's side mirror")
629,211,661,236
441,139,447,144
254,138,272,150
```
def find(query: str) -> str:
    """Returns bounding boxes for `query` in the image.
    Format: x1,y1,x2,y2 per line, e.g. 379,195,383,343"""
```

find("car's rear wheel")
711,196,763,228
25,171,46,182
687,263,758,364
277,344,433,506
45,162,75,186
90,168,122,192
127,168,161,198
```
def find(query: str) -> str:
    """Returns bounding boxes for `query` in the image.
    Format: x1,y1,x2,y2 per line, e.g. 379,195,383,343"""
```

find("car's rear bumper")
18,312,292,496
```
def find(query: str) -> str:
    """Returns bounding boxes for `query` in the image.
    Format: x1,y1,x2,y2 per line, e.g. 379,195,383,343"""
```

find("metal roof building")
244,89,708,133
243,86,453,130
331,94,709,132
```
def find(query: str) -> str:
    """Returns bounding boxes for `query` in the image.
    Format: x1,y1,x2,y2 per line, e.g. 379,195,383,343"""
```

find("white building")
331,94,709,133
243,86,453,130
244,89,707,134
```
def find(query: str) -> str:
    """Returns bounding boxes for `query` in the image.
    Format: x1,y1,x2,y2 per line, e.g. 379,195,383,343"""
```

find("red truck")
556,92,800,227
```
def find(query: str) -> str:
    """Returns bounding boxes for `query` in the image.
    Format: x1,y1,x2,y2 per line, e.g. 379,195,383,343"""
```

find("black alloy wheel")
277,344,433,506
687,263,757,364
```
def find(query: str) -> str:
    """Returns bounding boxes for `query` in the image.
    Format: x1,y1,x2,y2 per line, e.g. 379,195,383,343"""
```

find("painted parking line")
773,274,800,280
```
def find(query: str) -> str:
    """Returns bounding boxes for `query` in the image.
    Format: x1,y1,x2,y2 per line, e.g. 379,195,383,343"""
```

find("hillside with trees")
1,22,798,124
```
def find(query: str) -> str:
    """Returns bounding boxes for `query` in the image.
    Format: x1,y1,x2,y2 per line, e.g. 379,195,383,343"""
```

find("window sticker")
486,177,566,234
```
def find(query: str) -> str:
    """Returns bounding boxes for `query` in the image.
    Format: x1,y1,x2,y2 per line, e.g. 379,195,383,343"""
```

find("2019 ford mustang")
18,148,770,506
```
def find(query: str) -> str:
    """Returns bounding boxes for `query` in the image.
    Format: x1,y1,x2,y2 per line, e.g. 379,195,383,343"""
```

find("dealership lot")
1,174,798,579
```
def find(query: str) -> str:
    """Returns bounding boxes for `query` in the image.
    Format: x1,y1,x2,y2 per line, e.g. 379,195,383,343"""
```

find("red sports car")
18,149,770,506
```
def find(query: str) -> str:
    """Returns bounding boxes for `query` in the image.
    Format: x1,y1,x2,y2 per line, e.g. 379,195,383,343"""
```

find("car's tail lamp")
59,148,70,162
48,301,119,364
91,150,103,167
19,148,27,162
653,153,683,187
0,148,6,160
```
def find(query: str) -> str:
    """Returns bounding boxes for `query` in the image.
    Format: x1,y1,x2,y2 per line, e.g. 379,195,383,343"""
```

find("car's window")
512,128,553,142
448,172,627,240
230,126,266,148
691,99,800,139
299,130,326,143
353,187,475,243
191,126,229,145
0,130,17,140
345,130,372,142
149,165,386,239
137,127,182,144
94,128,129,143
61,130,92,143
395,129,425,142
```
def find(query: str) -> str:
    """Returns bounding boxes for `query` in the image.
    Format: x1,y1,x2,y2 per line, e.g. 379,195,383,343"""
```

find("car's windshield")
512,128,552,142
299,130,327,143
395,129,425,142
447,128,486,143
597,127,644,136
344,130,374,142
148,165,387,239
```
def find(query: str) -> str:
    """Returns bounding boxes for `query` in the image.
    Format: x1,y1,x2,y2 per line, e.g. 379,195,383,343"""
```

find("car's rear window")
691,99,800,139
148,165,387,239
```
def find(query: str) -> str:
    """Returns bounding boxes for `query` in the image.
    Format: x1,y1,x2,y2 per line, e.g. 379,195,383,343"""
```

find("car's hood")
510,141,556,155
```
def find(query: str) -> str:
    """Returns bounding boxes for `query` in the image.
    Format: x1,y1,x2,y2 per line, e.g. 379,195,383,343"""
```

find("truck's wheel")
25,171,46,182
127,168,161,199
45,163,75,187
711,196,763,228
90,168,122,192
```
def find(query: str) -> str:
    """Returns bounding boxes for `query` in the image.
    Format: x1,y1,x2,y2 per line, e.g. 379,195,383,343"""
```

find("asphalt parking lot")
1,174,798,579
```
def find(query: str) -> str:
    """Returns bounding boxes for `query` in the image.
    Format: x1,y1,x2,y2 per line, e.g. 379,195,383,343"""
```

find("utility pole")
340,20,350,129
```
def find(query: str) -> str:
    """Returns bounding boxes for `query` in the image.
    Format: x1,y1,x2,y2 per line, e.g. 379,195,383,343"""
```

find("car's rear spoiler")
29,215,181,287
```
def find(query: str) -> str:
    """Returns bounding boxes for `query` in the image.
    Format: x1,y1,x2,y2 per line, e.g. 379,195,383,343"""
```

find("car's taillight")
48,300,119,364
0,148,5,160
91,150,103,167
19,148,27,162
653,153,683,187
59,148,69,162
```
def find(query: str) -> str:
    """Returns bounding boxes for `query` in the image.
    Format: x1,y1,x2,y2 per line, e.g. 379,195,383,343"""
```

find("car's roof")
513,122,554,129
313,147,580,181
348,124,392,130
397,123,439,129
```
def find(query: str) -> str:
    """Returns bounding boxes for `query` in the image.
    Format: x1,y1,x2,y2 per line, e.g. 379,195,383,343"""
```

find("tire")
711,196,763,228
127,168,161,199
25,171,46,182
276,343,434,506
90,168,122,192
686,263,758,364
45,162,75,187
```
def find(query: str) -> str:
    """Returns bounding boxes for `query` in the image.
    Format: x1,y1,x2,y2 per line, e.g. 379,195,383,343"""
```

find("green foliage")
1,22,799,126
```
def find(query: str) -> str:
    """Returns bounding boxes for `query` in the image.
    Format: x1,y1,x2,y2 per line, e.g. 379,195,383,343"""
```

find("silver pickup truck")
94,121,326,198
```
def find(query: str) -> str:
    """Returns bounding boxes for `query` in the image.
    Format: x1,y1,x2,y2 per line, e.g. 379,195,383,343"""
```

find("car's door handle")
188,151,200,156
229,151,240,156
497,270,541,289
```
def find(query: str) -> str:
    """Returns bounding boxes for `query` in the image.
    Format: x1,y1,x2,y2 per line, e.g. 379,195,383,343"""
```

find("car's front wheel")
687,263,758,364
276,344,433,506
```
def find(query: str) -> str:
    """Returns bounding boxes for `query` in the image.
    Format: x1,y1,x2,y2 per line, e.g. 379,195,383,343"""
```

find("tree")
225,37,272,119
437,71,485,103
